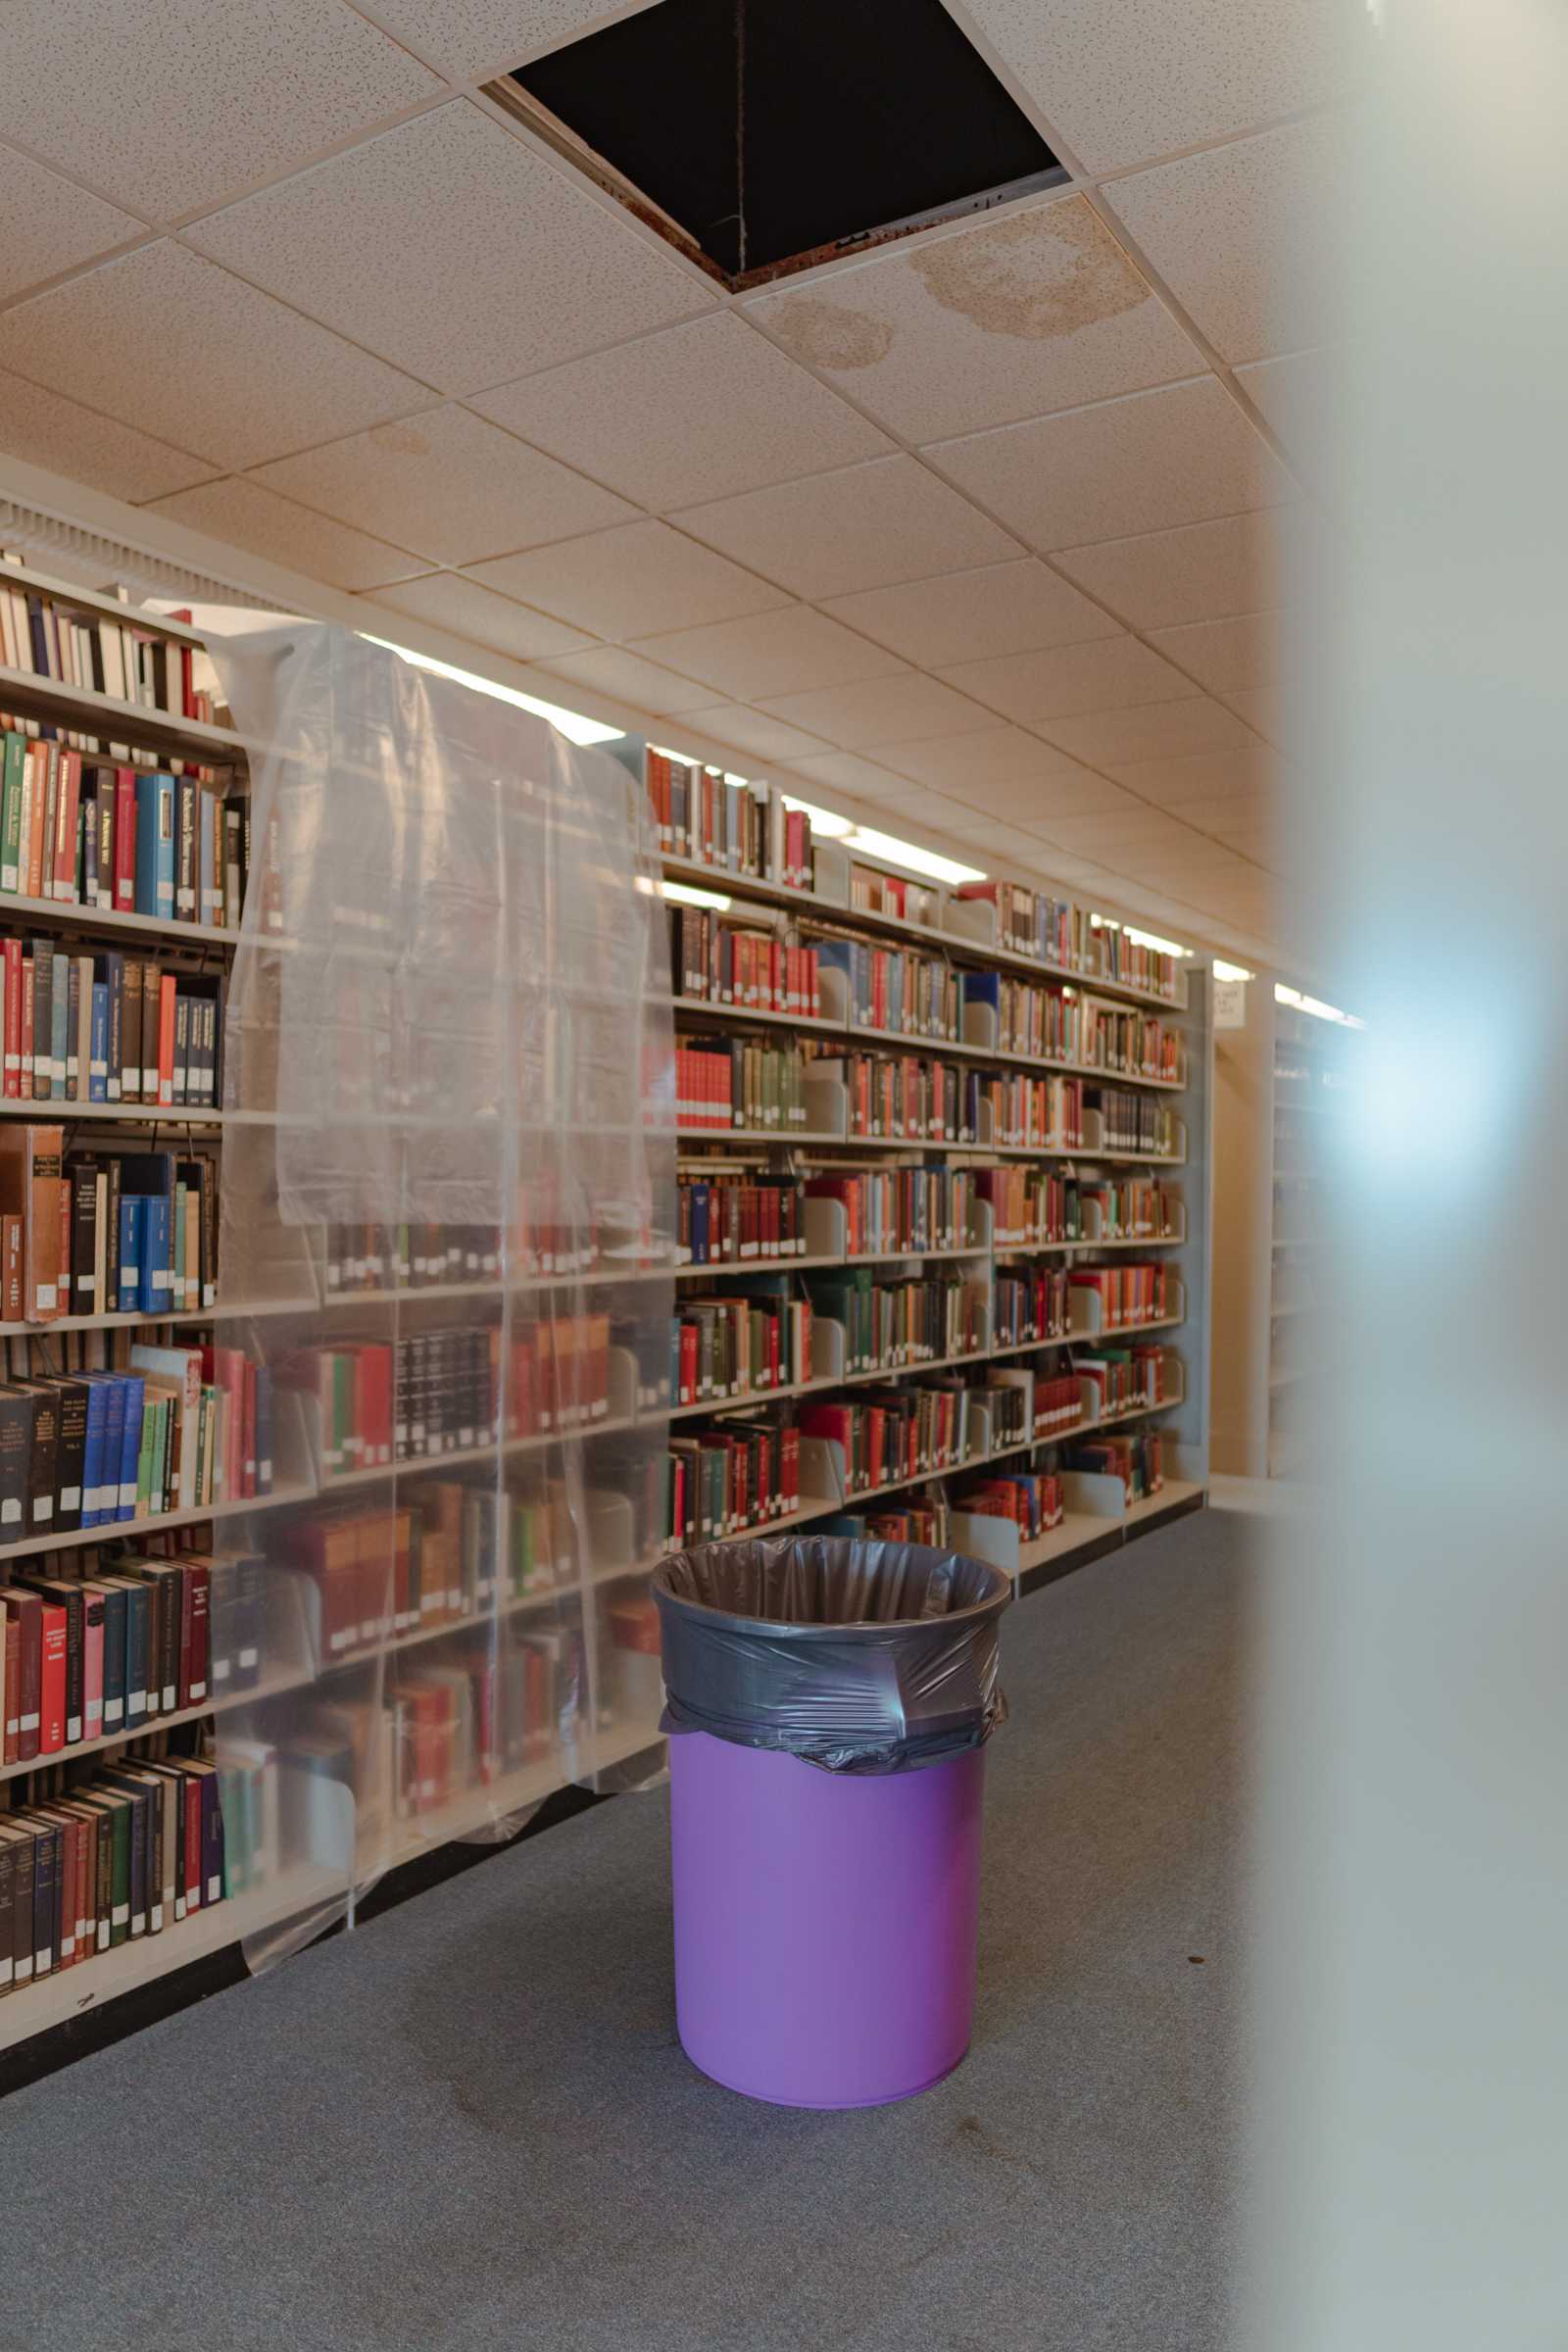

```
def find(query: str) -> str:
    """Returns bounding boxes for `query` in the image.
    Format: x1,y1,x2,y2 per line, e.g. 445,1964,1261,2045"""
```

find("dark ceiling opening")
512,0,1062,286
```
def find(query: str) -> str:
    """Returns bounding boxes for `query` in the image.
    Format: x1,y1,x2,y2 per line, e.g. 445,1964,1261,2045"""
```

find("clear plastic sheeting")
656,1537,1010,1775
207,621,674,1968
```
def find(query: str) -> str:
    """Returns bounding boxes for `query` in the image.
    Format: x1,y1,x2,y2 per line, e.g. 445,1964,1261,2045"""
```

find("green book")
0,732,24,894
135,1391,157,1517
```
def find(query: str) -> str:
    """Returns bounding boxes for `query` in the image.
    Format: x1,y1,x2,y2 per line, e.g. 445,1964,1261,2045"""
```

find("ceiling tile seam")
929,0,1311,489
1088,99,1348,189
134,467,434,573
464,86,732,308
0,130,160,242
0,222,169,320
0,342,232,474
343,0,667,89
465,511,811,637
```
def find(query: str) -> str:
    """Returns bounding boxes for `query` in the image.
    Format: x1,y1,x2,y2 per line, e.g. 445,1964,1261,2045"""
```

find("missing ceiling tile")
492,0,1064,290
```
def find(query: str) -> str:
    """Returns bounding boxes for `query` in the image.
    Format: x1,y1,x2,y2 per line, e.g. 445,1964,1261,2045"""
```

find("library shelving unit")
0,565,1213,2061
1209,975,1353,1479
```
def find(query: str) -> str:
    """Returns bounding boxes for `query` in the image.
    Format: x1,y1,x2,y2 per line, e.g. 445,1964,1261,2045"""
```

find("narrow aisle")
4,1508,1253,2352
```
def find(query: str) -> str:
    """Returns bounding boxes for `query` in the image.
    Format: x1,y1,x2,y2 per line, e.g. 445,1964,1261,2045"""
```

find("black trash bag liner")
655,1535,1011,1776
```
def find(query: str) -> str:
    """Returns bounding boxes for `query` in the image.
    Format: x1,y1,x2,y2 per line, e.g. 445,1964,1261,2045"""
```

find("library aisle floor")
7,1508,1250,2352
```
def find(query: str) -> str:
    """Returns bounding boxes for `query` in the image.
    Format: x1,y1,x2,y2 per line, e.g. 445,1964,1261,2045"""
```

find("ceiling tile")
1147,612,1281,695
356,0,655,80
758,673,989,752
670,455,1019,601
861,785,983,836
957,0,1357,175
1053,509,1298,628
1039,808,1204,856
675,707,832,763
368,568,598,661
251,405,635,567
1236,348,1335,479
857,725,1086,790
938,633,1197,724
777,753,915,803
470,310,891,510
186,101,715,397
1105,118,1339,367
539,643,719,715
1041,696,1256,766
1180,795,1285,842
144,475,425,591
0,0,441,219
928,376,1294,554
1005,773,1143,820
1222,686,1283,742
746,190,1200,443
468,519,789,640
0,365,217,502
1106,745,1276,806
632,606,910,703
820,558,1117,668
0,144,144,302
0,242,429,469
944,818,1062,858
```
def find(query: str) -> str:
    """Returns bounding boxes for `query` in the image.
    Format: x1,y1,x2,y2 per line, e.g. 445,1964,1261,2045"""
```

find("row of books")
1031,1370,1085,1435
1077,1346,1170,1419
807,1268,985,1373
993,1266,1070,1348
955,878,1094,976
985,971,1081,1062
675,1037,808,1130
802,1377,1023,1494
0,944,223,1109
847,862,940,927
665,1420,801,1548
1,1134,218,1325
1089,924,1182,1003
0,738,249,928
977,1168,1184,1250
673,1286,813,1406
1069,1262,1172,1327
0,1546,262,1765
1082,1001,1184,1085
668,908,820,1017
802,1166,976,1259
0,564,219,727
1093,1088,1181,1156
0,1342,269,1547
646,752,813,887
1067,1429,1163,1501
826,1494,949,1546
818,937,960,1043
0,1748,228,1998
287,1315,615,1481
389,1621,584,1816
676,1173,808,1266
959,1467,1065,1542
322,1221,503,1297
803,1046,1088,1151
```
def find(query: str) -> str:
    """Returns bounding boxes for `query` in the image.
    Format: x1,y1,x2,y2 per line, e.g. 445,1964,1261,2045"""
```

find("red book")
185,1772,203,1912
242,1359,257,1497
1,937,18,1101
37,1601,67,1754
114,769,137,910
157,972,176,1104
53,750,80,902
0,1606,16,1764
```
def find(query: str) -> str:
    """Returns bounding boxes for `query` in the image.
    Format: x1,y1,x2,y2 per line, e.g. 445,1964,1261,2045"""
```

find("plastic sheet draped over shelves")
208,622,675,1969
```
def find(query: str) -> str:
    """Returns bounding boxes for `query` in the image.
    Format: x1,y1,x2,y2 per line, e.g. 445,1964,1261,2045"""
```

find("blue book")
93,1578,126,1734
88,981,109,1102
98,1377,127,1536
116,1373,145,1522
79,1376,108,1529
199,788,217,927
690,1179,709,1264
49,951,68,1101
118,1197,144,1313
141,1194,170,1316
134,773,175,920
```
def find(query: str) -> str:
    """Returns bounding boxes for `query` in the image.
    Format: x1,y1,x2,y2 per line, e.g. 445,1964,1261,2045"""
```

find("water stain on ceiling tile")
909,199,1151,340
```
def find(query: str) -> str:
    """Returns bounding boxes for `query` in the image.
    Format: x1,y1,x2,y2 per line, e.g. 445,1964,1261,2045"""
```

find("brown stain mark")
369,419,433,458
764,293,897,371
910,196,1151,341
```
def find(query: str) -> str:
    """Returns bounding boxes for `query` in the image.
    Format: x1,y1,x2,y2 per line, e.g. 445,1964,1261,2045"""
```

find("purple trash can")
655,1535,1010,2111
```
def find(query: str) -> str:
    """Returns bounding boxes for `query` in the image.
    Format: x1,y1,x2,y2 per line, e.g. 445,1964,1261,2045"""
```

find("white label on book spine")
142,1064,158,1092
128,1688,145,1714
107,1076,120,1098
20,1708,37,1732
33,1497,50,1521
151,1902,164,1932
189,1675,206,1701
0,1499,17,1524
112,1903,128,1927
208,1874,220,1902
214,1657,230,1683
120,1480,137,1505
61,1484,79,1510
35,1282,55,1310
240,1645,258,1669
0,865,13,892
67,1711,81,1741
151,1266,170,1292
163,1682,174,1708
105,1696,122,1724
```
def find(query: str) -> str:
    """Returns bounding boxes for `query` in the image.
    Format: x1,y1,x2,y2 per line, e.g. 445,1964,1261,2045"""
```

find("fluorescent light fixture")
650,741,710,768
844,826,986,885
1097,919,1193,958
1212,958,1254,982
360,634,623,747
1275,982,1366,1028
780,794,855,841
661,879,732,911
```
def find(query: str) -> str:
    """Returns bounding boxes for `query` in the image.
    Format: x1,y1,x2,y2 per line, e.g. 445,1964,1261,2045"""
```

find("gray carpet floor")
2,1504,1250,2352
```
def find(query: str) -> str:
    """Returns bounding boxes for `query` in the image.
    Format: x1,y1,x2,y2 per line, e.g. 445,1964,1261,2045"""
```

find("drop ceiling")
0,0,1366,972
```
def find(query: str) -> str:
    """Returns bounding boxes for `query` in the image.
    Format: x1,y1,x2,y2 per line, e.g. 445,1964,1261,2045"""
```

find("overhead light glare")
1275,983,1366,1028
1098,920,1194,958
845,825,986,885
780,794,855,841
361,634,624,746
660,879,732,910
1212,958,1254,982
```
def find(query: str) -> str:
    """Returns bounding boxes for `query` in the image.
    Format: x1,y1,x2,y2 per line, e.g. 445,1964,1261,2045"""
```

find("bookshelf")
0,561,1212,2062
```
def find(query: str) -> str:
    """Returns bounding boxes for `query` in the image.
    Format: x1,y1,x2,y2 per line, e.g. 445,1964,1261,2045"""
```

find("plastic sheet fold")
205,620,674,1968
656,1536,1010,1775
